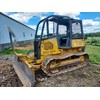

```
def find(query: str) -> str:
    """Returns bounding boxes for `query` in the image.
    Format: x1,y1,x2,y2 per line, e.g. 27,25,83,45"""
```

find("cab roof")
41,15,81,25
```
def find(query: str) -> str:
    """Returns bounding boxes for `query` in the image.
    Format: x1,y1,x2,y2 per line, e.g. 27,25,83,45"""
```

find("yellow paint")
72,39,85,48
14,38,86,71
80,56,85,62
41,38,61,55
36,38,61,64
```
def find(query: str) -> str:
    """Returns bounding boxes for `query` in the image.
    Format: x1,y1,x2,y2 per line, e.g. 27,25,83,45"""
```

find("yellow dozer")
12,15,89,86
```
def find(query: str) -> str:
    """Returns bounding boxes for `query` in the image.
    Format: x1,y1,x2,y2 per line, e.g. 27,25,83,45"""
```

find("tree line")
85,32,100,37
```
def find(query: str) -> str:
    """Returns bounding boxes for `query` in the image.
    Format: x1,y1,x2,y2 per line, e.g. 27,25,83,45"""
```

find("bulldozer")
10,15,89,86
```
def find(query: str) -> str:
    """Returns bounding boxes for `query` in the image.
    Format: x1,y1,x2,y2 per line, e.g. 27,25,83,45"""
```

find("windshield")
42,21,57,39
35,21,44,39
36,21,57,40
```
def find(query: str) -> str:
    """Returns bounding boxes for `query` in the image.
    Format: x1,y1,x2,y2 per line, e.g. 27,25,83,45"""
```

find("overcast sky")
3,12,100,33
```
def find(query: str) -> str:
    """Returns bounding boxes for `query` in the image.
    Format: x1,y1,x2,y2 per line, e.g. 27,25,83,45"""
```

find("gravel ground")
36,64,100,87
0,55,100,87
0,55,22,87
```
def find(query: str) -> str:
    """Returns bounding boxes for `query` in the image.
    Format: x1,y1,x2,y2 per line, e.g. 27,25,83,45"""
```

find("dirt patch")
36,63,100,87
0,56,23,87
0,55,100,87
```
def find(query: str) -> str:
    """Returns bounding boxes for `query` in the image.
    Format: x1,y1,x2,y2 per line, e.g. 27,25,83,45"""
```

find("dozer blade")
12,55,36,87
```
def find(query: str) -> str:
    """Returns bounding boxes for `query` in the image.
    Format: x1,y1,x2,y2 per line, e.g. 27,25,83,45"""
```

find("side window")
72,22,82,38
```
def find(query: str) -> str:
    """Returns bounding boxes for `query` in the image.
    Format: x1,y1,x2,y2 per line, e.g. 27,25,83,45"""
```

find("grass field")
0,44,100,64
85,37,100,64
85,44,100,64
0,48,30,56
86,37,100,45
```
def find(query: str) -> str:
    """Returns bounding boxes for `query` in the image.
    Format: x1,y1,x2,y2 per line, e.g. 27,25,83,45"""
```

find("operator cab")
58,18,83,48
35,15,83,48
34,15,84,59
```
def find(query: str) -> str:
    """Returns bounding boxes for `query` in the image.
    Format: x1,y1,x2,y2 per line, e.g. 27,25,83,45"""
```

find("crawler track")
41,52,89,76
